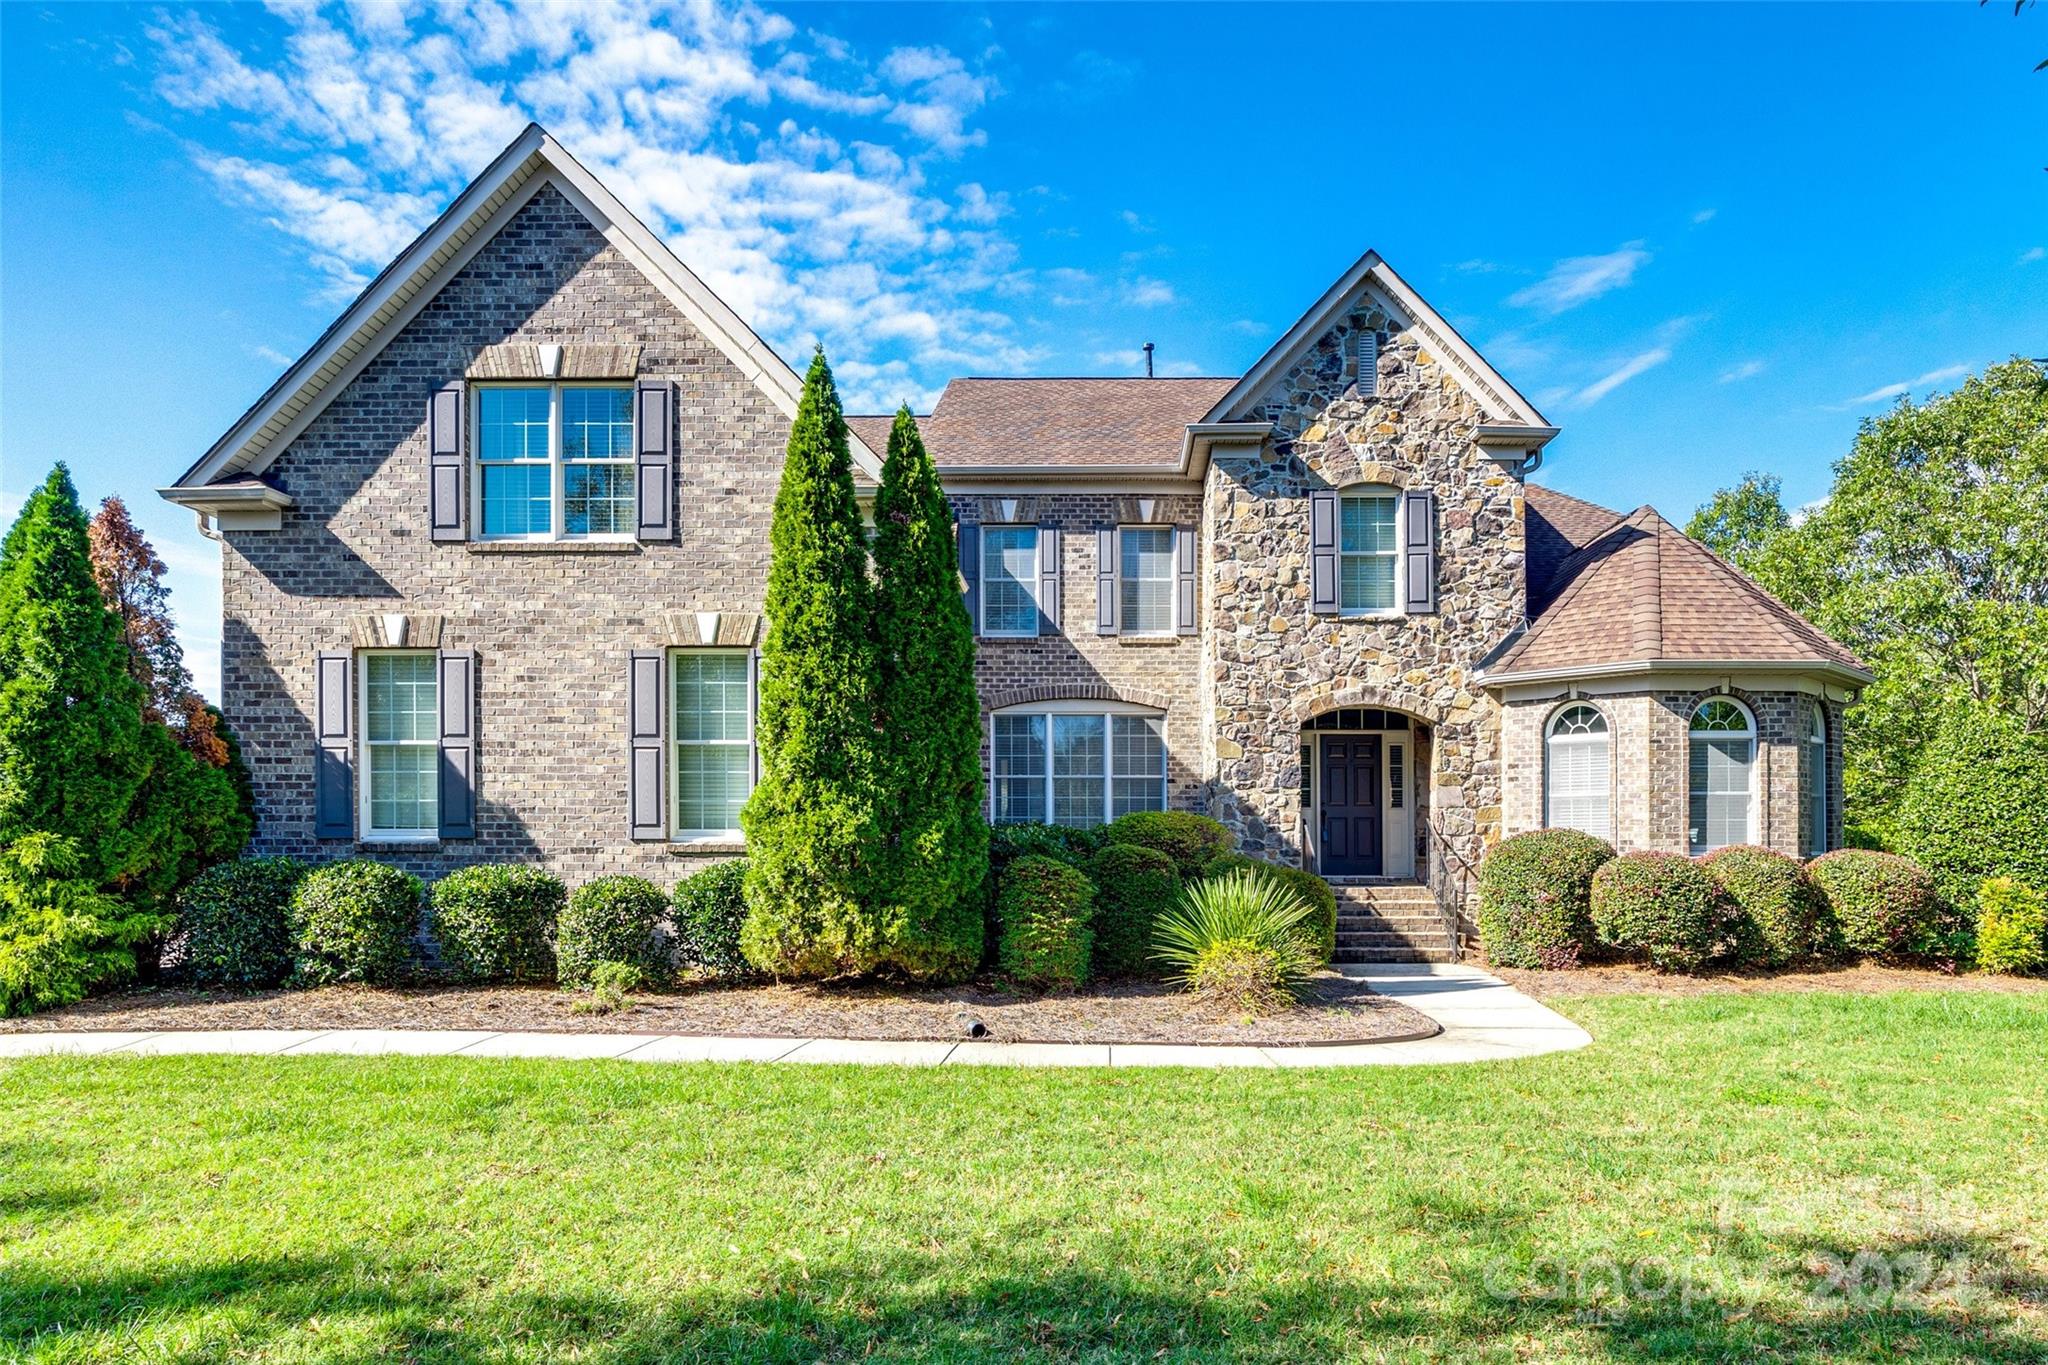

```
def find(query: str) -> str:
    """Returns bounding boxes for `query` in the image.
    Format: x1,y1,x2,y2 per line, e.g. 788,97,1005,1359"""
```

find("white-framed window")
981,525,1040,636
475,383,635,541
1544,702,1611,841
1688,697,1756,853
670,649,753,838
1118,526,1175,635
990,703,1167,827
1339,488,1401,614
1807,703,1829,857
360,651,438,841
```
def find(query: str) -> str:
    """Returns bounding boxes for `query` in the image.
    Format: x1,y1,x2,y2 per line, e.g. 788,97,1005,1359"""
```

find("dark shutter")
1037,525,1061,634
628,650,667,841
1175,525,1198,635
1096,528,1117,635
635,378,674,541
1403,489,1437,614
958,523,980,635
427,381,466,542
313,652,354,839
1309,490,1340,615
438,650,476,840
1356,330,1380,398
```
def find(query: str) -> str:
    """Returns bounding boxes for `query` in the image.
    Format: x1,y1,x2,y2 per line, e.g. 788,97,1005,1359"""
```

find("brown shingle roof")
1490,501,1869,681
1524,484,1625,613
850,376,1236,471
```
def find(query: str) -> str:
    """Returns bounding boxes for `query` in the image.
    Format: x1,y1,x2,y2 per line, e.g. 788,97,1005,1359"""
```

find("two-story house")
161,126,1870,961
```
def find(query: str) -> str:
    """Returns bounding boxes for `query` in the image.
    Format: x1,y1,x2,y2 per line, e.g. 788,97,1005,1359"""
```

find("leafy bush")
1899,706,2048,911
288,860,422,986
1104,811,1233,881
1201,853,1338,965
174,856,305,988
429,865,562,983
1972,878,2046,976
996,855,1095,990
0,833,166,1015
1153,867,1319,1015
989,822,1105,872
1807,850,1953,964
557,875,671,990
1476,829,1615,970
1085,844,1181,978
674,859,754,979
572,960,649,1015
1590,851,1741,973
1699,845,1833,966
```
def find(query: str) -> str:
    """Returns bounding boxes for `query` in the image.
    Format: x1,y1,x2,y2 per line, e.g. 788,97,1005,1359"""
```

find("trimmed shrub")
1899,706,2048,911
430,865,562,983
1153,867,1319,1015
1104,811,1233,881
1972,878,2046,976
288,860,422,986
1086,844,1181,978
1476,829,1615,970
989,822,1105,873
674,859,754,979
1807,850,1952,964
1590,851,1741,973
0,833,166,1015
1699,845,1833,967
174,856,306,988
1202,853,1338,965
996,855,1094,990
557,876,671,990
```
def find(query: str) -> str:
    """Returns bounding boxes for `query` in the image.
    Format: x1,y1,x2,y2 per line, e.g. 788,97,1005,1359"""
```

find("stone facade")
1501,684,1847,855
1200,302,1522,917
224,185,790,885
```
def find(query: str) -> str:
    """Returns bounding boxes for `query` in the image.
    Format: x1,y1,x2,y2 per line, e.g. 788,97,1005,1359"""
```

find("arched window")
1338,486,1402,614
1544,703,1611,840
1807,704,1829,856
1688,697,1755,853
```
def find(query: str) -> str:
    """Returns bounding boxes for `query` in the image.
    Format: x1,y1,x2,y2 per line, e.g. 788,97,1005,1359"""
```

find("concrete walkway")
0,964,1589,1069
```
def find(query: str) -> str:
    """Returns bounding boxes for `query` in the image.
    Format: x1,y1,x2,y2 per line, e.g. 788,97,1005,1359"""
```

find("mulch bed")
1491,960,2048,1000
1,972,1439,1046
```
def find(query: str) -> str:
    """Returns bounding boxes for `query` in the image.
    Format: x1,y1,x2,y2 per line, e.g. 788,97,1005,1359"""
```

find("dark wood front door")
1319,736,1383,876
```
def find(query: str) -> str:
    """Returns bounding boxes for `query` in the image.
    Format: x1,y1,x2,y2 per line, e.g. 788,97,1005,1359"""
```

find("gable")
167,124,880,496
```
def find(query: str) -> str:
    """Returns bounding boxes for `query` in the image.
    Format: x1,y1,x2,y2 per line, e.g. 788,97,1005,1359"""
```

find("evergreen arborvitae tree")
739,350,887,976
0,465,158,886
869,407,986,980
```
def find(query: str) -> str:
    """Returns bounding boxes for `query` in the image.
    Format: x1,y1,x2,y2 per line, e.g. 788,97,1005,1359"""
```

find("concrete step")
1335,945,1461,964
1338,929,1453,949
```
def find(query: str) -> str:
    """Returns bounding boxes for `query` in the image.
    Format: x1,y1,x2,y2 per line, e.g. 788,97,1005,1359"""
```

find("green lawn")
3,992,2045,1363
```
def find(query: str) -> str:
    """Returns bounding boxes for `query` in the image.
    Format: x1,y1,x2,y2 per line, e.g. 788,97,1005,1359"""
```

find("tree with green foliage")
867,407,986,980
0,832,166,1015
1688,360,2048,846
740,350,887,977
1682,470,1790,577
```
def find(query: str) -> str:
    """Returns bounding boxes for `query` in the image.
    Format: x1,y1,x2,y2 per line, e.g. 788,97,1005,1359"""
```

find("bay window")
1688,697,1756,853
1544,703,1612,840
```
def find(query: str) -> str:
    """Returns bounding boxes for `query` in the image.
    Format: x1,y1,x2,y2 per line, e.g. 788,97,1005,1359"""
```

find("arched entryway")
1299,707,1430,878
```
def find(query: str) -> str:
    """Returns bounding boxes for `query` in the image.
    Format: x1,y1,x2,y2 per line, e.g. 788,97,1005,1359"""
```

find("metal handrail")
1423,817,1476,958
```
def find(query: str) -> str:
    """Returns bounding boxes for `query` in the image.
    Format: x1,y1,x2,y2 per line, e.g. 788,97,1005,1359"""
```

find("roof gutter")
1477,658,1876,689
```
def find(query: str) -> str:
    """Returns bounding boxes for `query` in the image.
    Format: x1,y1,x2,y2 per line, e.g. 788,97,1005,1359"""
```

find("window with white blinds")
1807,704,1828,856
1688,698,1755,853
1543,703,1610,840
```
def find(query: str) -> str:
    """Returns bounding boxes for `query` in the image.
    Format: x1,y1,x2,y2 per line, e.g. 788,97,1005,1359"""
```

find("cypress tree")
739,350,886,976
869,407,986,980
0,465,157,886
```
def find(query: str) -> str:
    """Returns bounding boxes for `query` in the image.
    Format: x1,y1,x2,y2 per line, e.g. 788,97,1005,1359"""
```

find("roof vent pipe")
1143,342,1154,378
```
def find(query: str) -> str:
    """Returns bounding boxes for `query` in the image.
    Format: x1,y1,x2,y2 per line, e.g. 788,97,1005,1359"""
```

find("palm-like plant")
1152,867,1320,1015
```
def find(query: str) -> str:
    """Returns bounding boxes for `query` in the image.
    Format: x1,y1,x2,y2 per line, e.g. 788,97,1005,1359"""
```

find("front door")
1319,736,1383,876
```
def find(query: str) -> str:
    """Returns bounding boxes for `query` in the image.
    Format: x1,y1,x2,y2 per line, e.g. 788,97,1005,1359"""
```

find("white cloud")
143,4,1023,415
2021,246,2045,265
1565,347,1670,408
1121,276,1175,307
1508,241,1651,314
1717,359,1766,383
248,343,295,367
1830,364,1970,410
1120,208,1155,233
1691,208,1716,225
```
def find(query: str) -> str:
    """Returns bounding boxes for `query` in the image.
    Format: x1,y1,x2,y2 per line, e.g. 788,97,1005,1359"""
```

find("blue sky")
3,2,2043,699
